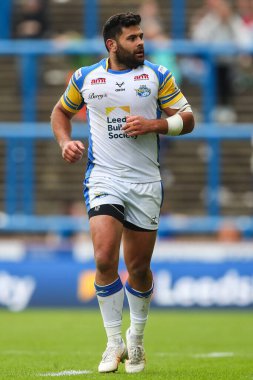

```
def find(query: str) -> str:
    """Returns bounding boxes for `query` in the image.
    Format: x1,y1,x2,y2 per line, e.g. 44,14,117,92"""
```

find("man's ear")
106,39,117,52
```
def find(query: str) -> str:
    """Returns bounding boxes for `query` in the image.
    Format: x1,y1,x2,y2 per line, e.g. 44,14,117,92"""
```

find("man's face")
115,25,145,68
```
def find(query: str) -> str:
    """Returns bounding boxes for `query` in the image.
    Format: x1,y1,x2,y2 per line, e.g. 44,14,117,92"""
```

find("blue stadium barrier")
0,122,253,235
1,122,253,139
0,214,253,236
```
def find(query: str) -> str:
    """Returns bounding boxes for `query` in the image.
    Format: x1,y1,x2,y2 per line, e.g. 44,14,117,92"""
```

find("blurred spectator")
138,0,163,33
235,0,253,92
190,0,251,123
138,0,181,83
217,222,242,242
14,0,50,39
191,0,251,49
237,0,253,37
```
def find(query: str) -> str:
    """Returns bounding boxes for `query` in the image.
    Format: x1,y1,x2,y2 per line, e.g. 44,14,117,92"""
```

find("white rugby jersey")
61,58,188,183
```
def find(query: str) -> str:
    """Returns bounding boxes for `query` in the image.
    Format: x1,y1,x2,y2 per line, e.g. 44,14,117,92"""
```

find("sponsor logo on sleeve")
75,69,82,80
158,65,167,74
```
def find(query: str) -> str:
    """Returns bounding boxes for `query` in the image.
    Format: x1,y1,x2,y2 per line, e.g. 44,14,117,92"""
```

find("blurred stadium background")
0,0,253,312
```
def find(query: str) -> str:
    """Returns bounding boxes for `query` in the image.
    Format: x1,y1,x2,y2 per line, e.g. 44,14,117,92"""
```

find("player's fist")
61,140,85,163
122,115,151,136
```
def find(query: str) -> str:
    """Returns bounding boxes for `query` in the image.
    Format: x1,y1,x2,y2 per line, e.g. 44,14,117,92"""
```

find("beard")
115,43,144,69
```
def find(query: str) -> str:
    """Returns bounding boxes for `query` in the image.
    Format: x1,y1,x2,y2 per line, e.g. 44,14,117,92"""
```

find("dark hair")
103,12,141,50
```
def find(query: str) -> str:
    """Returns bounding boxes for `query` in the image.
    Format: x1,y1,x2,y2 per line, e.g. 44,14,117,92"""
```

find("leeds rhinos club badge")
135,85,151,97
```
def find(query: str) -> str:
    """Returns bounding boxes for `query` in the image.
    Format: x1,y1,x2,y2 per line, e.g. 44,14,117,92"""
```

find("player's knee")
128,264,150,282
95,250,118,274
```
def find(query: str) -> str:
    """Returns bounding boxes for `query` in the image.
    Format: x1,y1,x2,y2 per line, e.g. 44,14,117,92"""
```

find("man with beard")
51,12,194,374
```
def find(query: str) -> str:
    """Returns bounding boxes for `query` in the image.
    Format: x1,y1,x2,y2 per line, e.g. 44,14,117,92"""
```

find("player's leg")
84,178,128,372
90,212,122,285
121,181,162,373
123,227,156,291
123,227,156,373
89,207,127,373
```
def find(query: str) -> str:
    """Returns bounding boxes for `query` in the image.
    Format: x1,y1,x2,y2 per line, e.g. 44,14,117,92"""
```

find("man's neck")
108,58,131,71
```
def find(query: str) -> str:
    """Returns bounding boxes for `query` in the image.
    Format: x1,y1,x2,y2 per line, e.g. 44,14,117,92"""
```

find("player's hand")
122,116,153,136
61,140,85,163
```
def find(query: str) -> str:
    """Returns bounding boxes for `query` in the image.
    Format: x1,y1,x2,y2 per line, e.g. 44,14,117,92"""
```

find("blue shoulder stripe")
144,60,171,87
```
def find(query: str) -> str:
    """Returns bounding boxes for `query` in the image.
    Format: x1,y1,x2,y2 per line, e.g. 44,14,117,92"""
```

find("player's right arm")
51,70,85,163
51,101,85,163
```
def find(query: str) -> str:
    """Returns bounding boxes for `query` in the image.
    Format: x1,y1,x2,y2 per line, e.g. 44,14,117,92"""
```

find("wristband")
166,114,183,136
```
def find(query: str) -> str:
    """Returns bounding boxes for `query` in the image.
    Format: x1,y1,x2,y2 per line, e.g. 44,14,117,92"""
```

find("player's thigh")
122,227,157,270
84,177,124,261
89,214,123,263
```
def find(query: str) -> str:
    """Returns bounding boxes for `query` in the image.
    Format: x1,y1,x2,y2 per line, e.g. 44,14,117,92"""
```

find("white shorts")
83,176,163,230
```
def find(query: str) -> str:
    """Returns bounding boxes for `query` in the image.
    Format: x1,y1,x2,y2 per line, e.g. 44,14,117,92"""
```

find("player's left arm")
122,103,194,137
122,70,195,137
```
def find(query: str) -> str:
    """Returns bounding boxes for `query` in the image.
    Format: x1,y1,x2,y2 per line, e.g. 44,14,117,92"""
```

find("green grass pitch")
0,309,252,380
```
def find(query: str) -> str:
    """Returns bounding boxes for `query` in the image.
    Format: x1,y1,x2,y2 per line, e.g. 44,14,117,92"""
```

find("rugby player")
51,12,195,373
